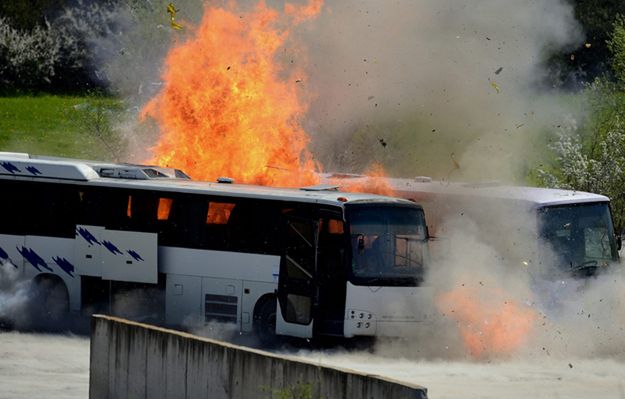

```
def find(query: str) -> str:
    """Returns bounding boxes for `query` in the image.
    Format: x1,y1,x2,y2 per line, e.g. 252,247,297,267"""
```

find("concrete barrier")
89,315,428,399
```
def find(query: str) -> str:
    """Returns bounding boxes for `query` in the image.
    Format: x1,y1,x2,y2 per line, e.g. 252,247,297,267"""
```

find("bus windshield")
538,202,618,273
346,204,428,286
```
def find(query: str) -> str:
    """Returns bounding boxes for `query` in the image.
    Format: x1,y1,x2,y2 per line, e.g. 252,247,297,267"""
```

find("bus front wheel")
254,298,278,347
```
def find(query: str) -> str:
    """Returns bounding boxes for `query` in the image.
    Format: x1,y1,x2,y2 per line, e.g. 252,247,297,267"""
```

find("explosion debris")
490,80,501,93
166,2,183,31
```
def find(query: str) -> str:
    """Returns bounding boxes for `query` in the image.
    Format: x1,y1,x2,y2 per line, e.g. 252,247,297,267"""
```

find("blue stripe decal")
52,257,75,277
77,227,101,246
26,166,42,176
1,162,20,174
102,240,123,255
0,246,15,268
17,246,52,272
127,250,144,262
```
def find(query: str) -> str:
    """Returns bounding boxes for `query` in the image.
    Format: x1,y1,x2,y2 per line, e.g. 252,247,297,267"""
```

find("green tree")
539,16,625,231
607,14,625,85
547,1,625,86
0,0,68,30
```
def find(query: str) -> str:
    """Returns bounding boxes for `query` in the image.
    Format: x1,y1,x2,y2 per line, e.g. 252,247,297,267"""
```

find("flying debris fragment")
494,67,503,75
167,2,183,30
450,153,460,170
490,81,500,93
585,43,592,48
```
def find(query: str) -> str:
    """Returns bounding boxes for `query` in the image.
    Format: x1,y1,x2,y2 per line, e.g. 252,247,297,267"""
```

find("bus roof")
0,152,415,209
320,173,609,207
386,177,609,207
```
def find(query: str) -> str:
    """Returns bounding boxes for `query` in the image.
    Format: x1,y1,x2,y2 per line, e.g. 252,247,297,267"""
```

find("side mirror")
617,234,622,251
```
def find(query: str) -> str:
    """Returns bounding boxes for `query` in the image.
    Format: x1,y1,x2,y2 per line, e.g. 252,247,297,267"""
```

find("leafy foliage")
0,17,61,91
0,1,125,92
607,14,625,85
538,17,625,231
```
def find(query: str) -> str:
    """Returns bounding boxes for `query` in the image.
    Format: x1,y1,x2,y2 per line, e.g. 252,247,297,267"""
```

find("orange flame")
437,285,537,359
142,1,322,187
143,0,396,197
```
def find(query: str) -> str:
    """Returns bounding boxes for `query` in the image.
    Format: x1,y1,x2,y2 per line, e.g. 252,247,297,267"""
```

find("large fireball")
142,1,322,187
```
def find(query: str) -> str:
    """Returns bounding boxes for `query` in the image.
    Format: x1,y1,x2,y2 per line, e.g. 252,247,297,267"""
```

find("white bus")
324,174,620,279
0,153,430,342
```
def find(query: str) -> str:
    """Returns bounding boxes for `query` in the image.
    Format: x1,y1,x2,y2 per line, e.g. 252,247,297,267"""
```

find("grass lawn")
0,95,123,160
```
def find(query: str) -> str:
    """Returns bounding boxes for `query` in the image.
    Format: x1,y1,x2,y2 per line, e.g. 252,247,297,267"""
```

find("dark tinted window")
0,179,26,235
0,180,81,238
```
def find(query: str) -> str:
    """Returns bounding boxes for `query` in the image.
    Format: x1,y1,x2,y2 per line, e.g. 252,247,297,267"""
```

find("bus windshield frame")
345,203,428,287
538,201,619,274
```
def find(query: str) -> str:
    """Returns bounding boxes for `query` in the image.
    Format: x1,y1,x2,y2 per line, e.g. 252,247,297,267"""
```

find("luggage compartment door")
100,229,157,284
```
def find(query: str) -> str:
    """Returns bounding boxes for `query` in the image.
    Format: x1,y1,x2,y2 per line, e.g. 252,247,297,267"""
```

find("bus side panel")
159,247,279,282
160,247,279,330
165,274,202,327
101,230,157,284
73,225,104,277
22,235,81,312
0,234,25,271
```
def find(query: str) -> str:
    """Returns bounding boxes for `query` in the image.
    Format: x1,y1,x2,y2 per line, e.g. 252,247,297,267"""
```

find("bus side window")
0,180,26,235
157,198,173,221
127,192,159,232
226,201,282,254
318,218,346,277
163,195,208,248
204,201,235,251
102,190,133,230
28,182,80,238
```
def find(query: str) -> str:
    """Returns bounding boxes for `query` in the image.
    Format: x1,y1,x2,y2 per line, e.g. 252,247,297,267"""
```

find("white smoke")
0,260,33,328
301,0,582,181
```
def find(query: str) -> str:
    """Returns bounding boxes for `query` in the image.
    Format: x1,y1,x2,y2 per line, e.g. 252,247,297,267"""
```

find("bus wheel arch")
253,294,278,346
30,274,70,329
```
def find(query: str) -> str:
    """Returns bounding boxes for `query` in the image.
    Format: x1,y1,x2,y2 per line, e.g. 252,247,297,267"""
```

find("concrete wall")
89,315,428,399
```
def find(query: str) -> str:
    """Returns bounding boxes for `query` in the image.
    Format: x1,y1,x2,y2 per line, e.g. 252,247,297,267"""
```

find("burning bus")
324,174,621,279
0,153,430,342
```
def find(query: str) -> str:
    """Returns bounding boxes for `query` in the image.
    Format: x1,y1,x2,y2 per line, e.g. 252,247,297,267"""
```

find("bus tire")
31,276,69,331
254,298,278,347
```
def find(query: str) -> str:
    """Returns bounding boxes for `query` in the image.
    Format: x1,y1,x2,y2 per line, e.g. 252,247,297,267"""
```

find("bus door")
276,215,318,338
